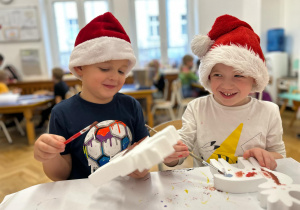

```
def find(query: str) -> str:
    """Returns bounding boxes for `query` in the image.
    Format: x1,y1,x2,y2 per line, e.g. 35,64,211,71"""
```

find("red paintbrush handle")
64,121,98,145
64,132,81,144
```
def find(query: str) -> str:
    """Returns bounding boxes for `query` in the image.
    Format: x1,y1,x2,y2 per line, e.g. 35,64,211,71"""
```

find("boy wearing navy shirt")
34,12,149,180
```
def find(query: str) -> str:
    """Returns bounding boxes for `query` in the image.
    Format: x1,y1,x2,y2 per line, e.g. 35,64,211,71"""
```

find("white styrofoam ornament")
258,179,300,210
88,125,179,186
210,157,300,210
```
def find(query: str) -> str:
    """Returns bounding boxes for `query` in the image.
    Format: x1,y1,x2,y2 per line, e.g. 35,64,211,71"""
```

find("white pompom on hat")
69,12,136,80
191,14,269,93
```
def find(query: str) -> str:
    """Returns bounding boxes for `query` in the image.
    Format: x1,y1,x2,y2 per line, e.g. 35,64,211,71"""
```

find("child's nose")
108,69,118,79
222,78,234,87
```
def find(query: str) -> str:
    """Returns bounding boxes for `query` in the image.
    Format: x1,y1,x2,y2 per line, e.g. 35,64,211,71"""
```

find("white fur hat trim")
199,44,269,93
69,36,136,80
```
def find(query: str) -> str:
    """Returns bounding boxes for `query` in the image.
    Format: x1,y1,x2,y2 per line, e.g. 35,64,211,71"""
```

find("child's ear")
74,66,83,77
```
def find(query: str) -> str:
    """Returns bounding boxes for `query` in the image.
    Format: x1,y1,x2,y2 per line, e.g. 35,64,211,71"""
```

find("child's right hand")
163,140,190,167
34,134,66,163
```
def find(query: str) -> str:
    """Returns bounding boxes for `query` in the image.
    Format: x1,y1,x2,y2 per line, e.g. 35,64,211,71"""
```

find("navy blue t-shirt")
49,93,149,179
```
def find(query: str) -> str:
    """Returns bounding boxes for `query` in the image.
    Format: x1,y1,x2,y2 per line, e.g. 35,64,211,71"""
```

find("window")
166,0,189,67
53,1,78,70
181,14,187,35
134,0,161,67
149,15,159,37
84,1,109,24
133,0,190,67
49,0,109,71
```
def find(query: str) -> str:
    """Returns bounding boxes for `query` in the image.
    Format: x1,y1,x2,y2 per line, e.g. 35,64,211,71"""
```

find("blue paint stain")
225,173,233,177
98,156,110,166
122,137,130,150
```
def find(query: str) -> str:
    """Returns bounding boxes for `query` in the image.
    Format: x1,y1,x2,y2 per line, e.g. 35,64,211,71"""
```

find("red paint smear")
235,171,244,177
97,127,110,136
96,120,126,136
178,155,183,158
246,172,257,177
261,168,281,185
204,186,216,191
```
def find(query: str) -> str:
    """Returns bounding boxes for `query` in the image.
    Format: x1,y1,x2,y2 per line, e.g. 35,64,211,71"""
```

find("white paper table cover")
1,158,299,210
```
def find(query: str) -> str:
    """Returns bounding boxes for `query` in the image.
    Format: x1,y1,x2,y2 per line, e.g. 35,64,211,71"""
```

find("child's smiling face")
74,59,129,104
209,63,255,107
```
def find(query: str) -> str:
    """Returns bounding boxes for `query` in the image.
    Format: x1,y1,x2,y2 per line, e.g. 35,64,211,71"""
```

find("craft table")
1,158,299,210
0,95,54,145
120,84,156,127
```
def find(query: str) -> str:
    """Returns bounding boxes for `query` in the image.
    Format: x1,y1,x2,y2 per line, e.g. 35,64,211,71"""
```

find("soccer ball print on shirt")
83,120,132,173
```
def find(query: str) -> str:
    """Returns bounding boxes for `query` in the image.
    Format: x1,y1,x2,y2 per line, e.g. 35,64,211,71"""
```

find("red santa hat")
191,14,269,93
69,12,136,79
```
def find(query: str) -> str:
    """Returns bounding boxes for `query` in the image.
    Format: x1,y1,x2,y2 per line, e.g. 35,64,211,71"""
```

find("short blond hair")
52,67,65,81
0,70,8,82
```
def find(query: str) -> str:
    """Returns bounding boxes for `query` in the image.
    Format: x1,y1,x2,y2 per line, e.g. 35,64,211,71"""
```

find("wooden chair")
153,79,169,104
151,81,176,121
0,115,25,143
175,80,196,119
148,119,183,171
149,119,182,137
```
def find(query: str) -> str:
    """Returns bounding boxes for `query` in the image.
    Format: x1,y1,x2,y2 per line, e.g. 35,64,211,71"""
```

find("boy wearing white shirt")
164,14,286,170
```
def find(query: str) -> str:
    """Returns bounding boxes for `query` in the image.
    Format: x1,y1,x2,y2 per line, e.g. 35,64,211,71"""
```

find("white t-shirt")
178,95,286,167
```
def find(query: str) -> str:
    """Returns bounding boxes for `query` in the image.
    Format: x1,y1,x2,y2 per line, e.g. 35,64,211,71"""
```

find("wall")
0,0,49,80
1,0,300,83
283,0,300,85
197,0,243,35
260,0,285,54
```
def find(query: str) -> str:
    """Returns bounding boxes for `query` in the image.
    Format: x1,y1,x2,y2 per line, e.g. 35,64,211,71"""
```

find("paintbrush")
145,124,227,176
64,121,98,144
188,152,228,176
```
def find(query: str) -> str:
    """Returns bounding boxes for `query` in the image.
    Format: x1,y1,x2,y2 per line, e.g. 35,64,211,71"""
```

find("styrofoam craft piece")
258,178,300,210
89,125,179,186
210,157,300,210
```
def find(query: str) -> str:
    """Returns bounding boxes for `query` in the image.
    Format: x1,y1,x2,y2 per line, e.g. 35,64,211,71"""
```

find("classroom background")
1,0,300,204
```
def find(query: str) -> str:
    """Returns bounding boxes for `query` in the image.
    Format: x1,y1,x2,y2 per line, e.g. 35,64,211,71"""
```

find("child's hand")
128,169,149,179
34,134,66,163
163,140,190,166
243,148,277,170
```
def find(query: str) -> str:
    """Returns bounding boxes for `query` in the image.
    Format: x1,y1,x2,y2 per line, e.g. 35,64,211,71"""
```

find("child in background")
179,54,198,98
0,54,21,83
148,59,165,98
0,70,23,126
35,67,69,129
34,12,149,181
0,70,21,94
0,70,9,94
164,14,286,170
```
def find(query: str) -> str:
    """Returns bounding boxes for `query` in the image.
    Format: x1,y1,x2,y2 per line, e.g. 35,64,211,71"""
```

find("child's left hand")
128,169,149,179
243,148,277,170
